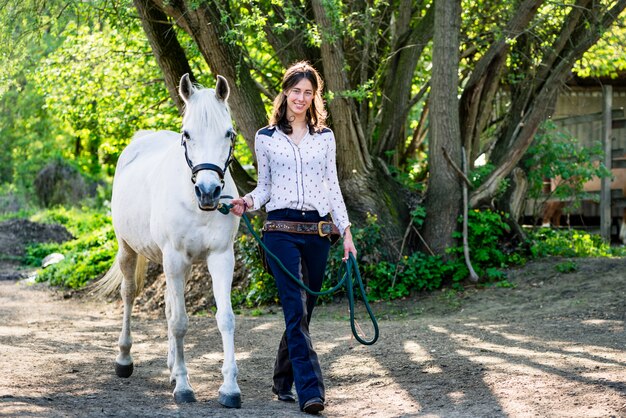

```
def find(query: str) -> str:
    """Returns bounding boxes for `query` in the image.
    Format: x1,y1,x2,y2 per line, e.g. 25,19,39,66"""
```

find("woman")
230,61,357,414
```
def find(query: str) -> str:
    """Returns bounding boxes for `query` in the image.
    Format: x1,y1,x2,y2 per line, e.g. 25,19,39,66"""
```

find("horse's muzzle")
195,183,222,211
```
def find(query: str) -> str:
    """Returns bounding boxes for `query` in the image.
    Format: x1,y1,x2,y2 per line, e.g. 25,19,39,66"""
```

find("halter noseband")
181,129,236,185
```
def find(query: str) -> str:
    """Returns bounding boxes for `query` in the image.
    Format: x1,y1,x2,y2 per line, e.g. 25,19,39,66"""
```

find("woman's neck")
287,112,307,131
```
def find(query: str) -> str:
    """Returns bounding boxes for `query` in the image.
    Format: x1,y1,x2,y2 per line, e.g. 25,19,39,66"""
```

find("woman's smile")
286,78,314,119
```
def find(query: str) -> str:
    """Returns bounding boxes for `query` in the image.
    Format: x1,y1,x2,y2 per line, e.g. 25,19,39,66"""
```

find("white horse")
96,74,241,407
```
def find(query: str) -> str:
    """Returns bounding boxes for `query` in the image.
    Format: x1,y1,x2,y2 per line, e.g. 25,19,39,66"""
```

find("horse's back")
111,130,181,262
116,130,178,174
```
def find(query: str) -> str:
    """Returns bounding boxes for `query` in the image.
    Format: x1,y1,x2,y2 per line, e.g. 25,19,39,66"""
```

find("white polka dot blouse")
245,126,351,235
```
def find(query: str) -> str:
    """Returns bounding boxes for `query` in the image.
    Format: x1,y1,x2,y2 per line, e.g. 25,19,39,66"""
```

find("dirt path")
1,257,625,417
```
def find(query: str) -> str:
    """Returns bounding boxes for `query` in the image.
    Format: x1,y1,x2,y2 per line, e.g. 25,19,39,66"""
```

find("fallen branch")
461,147,479,282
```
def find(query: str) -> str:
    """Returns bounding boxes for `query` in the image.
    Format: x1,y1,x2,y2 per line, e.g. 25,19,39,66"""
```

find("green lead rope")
218,201,379,345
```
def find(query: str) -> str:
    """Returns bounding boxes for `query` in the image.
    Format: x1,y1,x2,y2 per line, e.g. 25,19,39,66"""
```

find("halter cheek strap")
181,130,235,184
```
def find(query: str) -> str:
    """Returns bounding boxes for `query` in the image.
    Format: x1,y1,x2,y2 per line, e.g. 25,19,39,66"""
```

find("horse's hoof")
174,390,197,404
115,362,134,378
218,391,242,408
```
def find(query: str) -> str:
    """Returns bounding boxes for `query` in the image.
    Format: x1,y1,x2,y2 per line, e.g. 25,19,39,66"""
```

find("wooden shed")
524,75,626,239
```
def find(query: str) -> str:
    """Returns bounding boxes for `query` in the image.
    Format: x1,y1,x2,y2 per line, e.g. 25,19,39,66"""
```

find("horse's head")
179,74,235,211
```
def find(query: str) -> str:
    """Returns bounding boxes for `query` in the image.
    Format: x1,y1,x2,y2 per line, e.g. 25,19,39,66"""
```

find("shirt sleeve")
324,130,351,235
246,132,272,210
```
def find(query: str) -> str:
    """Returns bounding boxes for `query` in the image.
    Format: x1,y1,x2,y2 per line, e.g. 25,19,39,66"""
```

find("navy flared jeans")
263,209,332,408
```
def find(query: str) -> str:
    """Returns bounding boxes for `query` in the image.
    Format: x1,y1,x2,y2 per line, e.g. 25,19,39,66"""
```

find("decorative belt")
263,220,340,238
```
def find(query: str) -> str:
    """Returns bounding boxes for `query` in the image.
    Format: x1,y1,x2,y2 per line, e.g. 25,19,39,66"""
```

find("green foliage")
493,279,515,289
30,206,111,236
324,213,387,300
575,12,626,78
555,260,578,273
364,252,451,300
524,120,609,204
410,205,427,228
528,228,626,258
0,1,178,201
234,216,278,307
0,184,33,217
237,212,451,305
35,21,178,177
448,209,524,285
25,207,116,289
470,164,509,198
386,155,427,192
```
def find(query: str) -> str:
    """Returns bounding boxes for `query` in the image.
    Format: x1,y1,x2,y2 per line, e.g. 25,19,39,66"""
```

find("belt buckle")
317,221,331,237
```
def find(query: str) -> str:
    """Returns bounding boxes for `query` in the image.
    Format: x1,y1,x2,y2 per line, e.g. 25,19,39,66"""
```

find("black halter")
181,129,236,184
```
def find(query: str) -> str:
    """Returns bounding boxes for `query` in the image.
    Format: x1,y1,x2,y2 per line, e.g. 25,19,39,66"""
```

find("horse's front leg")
163,253,196,403
207,249,241,408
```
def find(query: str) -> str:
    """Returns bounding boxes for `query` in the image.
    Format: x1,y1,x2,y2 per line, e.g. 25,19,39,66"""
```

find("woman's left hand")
229,197,248,217
342,227,357,262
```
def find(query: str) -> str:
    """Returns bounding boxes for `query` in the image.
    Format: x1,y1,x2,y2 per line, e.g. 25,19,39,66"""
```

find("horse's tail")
90,254,149,299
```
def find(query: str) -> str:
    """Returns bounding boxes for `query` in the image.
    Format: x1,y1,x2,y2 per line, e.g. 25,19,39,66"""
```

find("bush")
523,120,609,219
34,158,90,208
528,227,626,258
25,206,117,288
364,252,452,300
447,209,525,285
236,208,531,304
234,215,278,307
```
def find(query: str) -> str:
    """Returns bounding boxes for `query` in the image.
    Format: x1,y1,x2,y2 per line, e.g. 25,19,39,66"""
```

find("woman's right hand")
230,197,248,217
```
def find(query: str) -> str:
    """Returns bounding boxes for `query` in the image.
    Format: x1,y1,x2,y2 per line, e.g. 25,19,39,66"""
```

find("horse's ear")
215,75,230,102
179,73,194,102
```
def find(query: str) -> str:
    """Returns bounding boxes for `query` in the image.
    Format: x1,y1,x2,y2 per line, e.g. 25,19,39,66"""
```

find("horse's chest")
180,230,213,254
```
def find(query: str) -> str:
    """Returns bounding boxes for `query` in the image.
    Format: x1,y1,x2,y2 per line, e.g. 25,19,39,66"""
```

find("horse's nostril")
212,186,222,199
195,185,202,198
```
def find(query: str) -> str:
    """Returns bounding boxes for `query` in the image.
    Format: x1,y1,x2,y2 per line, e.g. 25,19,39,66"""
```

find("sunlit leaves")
35,21,178,175
575,10,626,78
0,0,179,193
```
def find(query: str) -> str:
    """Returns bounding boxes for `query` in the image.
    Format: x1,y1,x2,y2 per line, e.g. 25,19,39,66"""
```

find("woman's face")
285,78,314,120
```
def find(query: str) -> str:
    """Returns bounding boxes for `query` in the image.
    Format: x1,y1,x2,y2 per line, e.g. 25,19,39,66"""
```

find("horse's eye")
183,131,191,140
226,129,236,141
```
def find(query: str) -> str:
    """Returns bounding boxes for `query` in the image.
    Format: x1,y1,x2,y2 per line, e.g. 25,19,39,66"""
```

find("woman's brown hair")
269,61,327,134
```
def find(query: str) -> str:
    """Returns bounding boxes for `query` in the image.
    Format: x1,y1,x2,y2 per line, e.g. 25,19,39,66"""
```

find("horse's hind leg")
116,241,138,378
208,250,241,408
162,252,196,403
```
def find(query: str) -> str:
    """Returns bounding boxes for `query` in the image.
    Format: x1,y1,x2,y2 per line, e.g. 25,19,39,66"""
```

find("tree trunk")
310,0,409,249
459,0,543,166
310,0,371,177
133,0,195,113
496,167,528,241
422,0,462,257
261,2,321,69
150,0,268,150
134,0,259,194
375,2,434,159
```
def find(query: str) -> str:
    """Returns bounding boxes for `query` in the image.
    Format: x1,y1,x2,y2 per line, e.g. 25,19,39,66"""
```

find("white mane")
182,87,230,129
